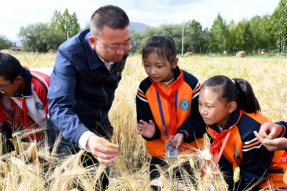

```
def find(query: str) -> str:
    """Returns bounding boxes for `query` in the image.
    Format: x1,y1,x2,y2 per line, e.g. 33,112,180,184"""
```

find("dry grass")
1,52,286,190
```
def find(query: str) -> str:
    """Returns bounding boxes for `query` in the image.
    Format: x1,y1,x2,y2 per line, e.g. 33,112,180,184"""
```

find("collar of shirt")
161,78,174,87
95,50,115,71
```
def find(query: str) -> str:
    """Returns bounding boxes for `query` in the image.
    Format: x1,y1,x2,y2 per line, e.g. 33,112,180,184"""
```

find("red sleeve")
37,86,49,114
0,99,14,128
31,71,50,115
0,100,6,122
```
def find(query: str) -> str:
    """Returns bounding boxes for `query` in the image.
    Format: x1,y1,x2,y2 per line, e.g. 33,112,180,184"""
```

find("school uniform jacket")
275,121,287,142
206,108,287,190
136,67,206,159
0,68,50,141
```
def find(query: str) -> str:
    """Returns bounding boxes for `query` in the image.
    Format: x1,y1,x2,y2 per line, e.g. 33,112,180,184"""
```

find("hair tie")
232,80,235,84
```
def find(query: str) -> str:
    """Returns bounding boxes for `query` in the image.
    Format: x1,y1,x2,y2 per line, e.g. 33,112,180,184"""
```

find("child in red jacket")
0,53,51,152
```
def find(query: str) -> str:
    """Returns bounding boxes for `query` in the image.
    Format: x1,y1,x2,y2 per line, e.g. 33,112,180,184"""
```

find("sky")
0,0,280,41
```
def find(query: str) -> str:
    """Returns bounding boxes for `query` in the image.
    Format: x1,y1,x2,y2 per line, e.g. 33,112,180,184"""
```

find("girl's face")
198,87,236,127
143,52,177,83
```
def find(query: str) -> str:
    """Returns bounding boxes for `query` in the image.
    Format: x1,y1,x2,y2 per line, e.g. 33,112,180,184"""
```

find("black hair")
0,53,24,81
90,5,129,34
142,35,177,65
202,75,261,113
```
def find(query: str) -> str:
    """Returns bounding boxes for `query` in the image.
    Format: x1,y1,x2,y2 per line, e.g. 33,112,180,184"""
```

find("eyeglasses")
92,36,132,54
0,81,13,94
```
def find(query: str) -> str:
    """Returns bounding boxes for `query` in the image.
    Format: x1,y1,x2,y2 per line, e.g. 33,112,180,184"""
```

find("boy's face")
0,76,21,97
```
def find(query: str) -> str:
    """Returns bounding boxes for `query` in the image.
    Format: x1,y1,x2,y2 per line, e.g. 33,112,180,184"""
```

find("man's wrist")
280,124,286,137
275,122,287,138
78,131,96,151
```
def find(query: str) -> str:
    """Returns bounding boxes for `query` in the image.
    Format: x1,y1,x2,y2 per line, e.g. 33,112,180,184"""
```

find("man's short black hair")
90,5,129,35
0,53,24,81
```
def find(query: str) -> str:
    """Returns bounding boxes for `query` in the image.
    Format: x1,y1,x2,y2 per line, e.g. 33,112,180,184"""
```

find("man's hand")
169,133,184,149
258,122,283,140
137,119,155,138
255,131,287,151
0,122,7,133
86,135,118,166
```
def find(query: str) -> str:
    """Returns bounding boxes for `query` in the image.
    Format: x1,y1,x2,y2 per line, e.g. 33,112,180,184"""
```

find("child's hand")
255,131,287,151
258,122,283,140
137,120,155,138
169,133,184,149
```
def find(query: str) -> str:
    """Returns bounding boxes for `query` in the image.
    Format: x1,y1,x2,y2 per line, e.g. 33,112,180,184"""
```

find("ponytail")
233,78,261,113
202,75,260,113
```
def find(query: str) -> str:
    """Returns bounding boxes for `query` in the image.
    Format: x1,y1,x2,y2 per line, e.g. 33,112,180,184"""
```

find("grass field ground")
0,52,286,190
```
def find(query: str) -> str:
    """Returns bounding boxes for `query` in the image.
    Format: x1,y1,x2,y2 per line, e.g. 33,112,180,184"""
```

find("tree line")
0,9,81,52
1,0,287,53
131,0,287,54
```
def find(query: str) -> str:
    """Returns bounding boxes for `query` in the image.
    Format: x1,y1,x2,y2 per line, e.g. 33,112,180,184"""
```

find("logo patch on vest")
36,102,44,110
179,99,190,111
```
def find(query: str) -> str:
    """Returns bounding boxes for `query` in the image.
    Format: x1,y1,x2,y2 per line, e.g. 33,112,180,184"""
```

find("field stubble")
1,52,286,190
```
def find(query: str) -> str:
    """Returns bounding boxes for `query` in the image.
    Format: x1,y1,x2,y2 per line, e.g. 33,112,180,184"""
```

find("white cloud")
0,0,280,40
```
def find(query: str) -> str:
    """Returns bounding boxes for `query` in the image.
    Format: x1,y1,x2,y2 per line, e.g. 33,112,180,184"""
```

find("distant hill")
130,22,149,31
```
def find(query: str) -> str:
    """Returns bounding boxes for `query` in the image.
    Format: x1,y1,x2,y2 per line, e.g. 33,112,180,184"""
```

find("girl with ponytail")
199,75,287,190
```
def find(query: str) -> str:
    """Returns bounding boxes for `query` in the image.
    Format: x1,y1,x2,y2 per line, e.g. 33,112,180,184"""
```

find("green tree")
209,14,229,53
0,35,13,50
234,20,246,51
261,14,277,50
271,0,287,52
135,21,209,54
242,22,254,51
249,15,276,52
201,28,211,53
18,23,65,52
130,26,142,53
139,26,161,52
160,23,183,53
183,20,211,54
250,16,263,51
184,20,203,53
50,9,80,40
226,20,236,52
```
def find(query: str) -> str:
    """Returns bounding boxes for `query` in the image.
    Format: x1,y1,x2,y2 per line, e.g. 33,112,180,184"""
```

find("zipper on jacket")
98,59,123,119
102,75,110,106
99,74,110,120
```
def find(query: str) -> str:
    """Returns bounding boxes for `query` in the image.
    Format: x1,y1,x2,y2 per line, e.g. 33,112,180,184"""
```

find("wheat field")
0,52,287,190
